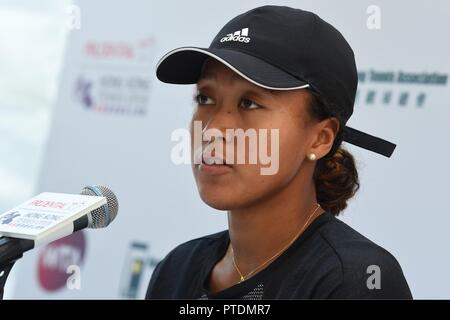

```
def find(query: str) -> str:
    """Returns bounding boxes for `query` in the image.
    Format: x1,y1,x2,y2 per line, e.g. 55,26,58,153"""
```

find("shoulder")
313,216,412,299
160,230,227,265
145,230,227,299
318,216,402,269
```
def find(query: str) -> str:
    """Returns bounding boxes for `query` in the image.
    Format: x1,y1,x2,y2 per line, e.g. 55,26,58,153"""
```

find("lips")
198,160,233,176
194,146,233,176
202,155,233,167
194,146,233,167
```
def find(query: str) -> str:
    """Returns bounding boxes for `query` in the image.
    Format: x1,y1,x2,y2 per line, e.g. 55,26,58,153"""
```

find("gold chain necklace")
230,203,322,283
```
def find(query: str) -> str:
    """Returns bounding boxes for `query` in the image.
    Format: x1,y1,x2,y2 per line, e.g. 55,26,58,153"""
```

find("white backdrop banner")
10,0,450,298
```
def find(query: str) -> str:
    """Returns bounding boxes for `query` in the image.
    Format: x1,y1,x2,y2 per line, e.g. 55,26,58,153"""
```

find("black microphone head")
80,185,119,228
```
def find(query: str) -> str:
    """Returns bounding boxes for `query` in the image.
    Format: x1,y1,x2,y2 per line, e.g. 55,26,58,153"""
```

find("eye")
195,93,215,105
240,98,261,110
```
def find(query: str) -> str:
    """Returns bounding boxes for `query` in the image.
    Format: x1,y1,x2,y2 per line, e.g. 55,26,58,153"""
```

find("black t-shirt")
146,212,412,299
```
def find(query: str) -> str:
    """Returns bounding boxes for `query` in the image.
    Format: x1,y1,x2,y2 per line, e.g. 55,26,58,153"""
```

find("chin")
197,187,250,211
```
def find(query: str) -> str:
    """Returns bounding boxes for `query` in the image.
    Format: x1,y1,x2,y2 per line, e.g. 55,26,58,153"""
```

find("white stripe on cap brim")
156,47,310,91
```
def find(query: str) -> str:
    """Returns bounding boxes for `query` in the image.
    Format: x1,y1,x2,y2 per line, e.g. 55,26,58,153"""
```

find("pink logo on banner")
37,231,87,291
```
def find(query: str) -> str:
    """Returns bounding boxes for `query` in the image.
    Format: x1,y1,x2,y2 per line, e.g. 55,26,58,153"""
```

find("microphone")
74,185,119,231
0,185,119,267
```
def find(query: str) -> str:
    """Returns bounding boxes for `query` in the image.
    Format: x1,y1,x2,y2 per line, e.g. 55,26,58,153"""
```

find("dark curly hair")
306,90,360,216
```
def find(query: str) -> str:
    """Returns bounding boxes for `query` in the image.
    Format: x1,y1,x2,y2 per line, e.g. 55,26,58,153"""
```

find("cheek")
252,112,306,179
191,130,306,211
278,124,306,172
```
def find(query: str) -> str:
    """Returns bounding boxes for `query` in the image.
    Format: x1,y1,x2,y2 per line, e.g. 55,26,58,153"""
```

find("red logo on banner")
37,231,86,291
30,200,66,209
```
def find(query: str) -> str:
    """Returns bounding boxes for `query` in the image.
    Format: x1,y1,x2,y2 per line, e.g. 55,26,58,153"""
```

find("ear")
309,117,340,160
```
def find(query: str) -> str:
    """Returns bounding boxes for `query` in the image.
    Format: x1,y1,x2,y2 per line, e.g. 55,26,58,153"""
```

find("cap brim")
155,47,309,90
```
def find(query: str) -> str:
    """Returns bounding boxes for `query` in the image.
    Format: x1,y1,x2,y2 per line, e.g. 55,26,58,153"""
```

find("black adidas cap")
156,5,396,157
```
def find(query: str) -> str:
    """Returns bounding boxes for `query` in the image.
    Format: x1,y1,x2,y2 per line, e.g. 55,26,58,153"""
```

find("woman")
146,5,412,299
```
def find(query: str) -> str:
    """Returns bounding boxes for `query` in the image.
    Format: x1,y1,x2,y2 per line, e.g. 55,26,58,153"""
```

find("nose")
202,104,238,144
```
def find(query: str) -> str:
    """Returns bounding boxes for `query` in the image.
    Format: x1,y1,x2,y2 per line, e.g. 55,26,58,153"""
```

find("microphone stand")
0,259,20,300
0,216,89,299
0,237,33,300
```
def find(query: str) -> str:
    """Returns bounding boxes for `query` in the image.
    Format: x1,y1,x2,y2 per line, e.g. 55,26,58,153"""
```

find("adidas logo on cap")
220,28,251,43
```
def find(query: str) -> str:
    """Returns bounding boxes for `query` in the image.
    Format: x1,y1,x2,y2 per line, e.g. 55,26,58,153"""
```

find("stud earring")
308,153,317,161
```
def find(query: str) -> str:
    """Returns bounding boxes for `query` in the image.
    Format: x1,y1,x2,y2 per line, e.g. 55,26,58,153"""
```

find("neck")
227,172,325,276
